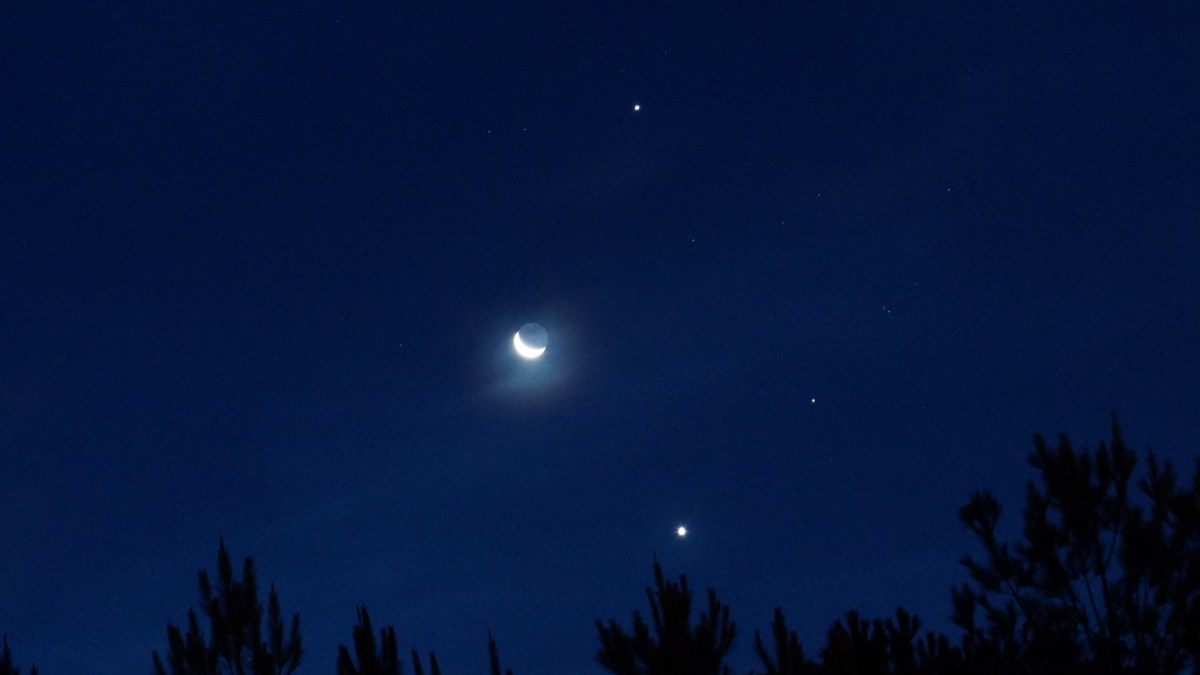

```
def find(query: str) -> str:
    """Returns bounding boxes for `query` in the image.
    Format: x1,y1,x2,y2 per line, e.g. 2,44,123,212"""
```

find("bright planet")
513,322,548,359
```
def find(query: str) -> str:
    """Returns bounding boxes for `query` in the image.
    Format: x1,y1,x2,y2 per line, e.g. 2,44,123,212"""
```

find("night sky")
3,4,1199,673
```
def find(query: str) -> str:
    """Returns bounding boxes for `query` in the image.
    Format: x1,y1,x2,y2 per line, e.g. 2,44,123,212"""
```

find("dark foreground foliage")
596,557,737,675
336,606,401,675
152,538,303,675
952,413,1200,674
594,414,1199,675
5,415,1197,674
1,635,37,675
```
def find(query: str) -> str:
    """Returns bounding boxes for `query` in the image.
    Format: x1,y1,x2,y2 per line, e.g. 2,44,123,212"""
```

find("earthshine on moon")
513,322,548,359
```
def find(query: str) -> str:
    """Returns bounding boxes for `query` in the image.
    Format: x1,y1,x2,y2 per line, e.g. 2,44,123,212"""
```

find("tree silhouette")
953,414,1200,674
816,608,967,675
13,414,1182,673
0,635,37,675
337,606,400,675
410,648,441,675
752,608,815,675
335,605,454,675
595,558,736,675
819,611,889,674
152,538,303,675
487,629,514,675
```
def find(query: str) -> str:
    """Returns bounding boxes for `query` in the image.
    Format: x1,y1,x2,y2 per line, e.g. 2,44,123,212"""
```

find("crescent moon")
513,331,546,359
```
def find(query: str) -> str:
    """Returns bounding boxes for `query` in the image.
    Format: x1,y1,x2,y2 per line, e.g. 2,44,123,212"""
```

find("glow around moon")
513,322,548,359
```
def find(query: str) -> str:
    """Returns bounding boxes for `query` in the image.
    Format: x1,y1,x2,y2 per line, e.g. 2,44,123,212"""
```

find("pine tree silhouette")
595,558,736,675
152,538,302,675
752,608,814,675
815,608,965,675
819,611,889,674
335,605,450,675
487,628,514,675
337,606,400,675
0,635,37,675
954,413,1200,673
410,648,441,675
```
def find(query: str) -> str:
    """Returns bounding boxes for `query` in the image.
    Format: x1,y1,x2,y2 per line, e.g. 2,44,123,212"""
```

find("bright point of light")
633,103,641,111
811,398,816,403
676,525,687,538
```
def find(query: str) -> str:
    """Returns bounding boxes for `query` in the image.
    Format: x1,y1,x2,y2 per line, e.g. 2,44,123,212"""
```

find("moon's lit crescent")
513,331,546,359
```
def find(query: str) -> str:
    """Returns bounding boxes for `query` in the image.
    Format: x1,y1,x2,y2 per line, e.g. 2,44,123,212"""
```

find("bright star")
676,525,687,538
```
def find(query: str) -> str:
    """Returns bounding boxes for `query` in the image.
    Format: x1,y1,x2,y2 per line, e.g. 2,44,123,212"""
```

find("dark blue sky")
2,3,1198,673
